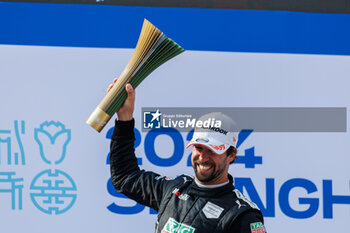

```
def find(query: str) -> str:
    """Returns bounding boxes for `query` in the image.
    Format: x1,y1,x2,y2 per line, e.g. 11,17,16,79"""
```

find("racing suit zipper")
178,196,199,228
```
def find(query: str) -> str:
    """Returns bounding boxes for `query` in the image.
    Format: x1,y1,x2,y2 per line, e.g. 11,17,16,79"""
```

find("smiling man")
187,111,238,186
109,83,266,233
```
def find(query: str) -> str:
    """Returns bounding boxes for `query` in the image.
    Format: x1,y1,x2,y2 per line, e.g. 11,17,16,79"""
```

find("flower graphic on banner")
34,121,71,165
31,121,77,215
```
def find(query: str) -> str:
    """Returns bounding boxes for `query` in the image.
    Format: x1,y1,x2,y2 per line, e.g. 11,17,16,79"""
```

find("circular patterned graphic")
30,169,77,215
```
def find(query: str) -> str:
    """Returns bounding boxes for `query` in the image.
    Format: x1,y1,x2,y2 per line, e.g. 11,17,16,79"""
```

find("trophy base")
86,107,111,132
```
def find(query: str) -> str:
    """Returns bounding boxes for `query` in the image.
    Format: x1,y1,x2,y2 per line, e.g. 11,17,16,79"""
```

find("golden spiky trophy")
86,19,185,132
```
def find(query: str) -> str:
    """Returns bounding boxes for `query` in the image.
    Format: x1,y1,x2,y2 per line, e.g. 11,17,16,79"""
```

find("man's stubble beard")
193,157,228,184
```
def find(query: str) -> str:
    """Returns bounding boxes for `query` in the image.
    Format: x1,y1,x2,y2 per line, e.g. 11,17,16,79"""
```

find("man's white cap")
186,112,238,155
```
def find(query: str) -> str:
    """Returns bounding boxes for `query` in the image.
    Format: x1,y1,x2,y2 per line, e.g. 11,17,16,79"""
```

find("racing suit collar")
188,174,235,198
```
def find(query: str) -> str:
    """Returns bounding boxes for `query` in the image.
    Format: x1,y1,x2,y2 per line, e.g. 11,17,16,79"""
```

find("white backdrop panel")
0,45,349,233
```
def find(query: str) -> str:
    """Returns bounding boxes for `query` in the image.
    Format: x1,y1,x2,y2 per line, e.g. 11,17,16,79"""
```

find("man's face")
191,145,234,185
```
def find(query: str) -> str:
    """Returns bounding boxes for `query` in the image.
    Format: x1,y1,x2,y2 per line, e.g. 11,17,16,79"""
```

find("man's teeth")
199,165,210,170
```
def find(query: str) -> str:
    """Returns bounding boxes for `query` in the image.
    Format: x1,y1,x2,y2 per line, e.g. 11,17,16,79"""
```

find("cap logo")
200,126,228,135
209,144,225,151
195,138,209,143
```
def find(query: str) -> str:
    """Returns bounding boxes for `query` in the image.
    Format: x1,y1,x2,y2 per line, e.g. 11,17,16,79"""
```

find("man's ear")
228,153,236,163
228,147,237,164
233,147,237,154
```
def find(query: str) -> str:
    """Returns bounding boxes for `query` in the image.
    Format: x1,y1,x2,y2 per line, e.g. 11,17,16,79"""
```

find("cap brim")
186,139,230,155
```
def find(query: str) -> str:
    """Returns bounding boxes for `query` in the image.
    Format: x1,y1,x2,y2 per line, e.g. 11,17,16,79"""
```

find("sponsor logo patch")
172,188,190,201
162,218,195,233
202,201,224,219
250,222,266,233
235,200,246,209
195,138,209,143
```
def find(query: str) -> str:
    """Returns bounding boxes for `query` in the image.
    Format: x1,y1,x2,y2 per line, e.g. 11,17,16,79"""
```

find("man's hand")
108,78,135,121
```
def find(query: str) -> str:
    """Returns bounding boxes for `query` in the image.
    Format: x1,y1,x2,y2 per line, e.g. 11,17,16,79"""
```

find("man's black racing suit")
110,119,266,233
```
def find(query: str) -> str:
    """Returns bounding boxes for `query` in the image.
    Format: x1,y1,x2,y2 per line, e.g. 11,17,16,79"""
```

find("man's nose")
198,151,210,162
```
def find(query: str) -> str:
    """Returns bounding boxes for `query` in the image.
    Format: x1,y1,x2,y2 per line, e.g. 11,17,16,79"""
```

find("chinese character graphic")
0,120,26,165
0,172,24,210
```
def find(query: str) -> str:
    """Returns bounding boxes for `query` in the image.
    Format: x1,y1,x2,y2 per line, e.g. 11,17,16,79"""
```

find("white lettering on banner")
161,118,221,128
186,119,196,127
